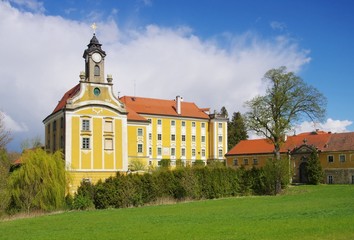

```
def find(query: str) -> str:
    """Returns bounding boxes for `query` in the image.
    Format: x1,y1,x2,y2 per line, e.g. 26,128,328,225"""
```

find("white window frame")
339,154,346,163
137,143,143,153
82,119,90,131
82,137,90,149
137,128,143,137
328,155,334,163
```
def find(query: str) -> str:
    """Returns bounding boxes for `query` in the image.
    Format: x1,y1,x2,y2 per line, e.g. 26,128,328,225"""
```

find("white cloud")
1,111,28,132
270,21,287,31
0,2,324,151
294,119,353,134
8,0,45,13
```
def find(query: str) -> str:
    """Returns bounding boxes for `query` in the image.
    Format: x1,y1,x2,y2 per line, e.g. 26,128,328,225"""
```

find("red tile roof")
125,106,149,122
52,84,80,113
326,132,354,151
226,138,275,155
120,96,209,119
226,131,341,156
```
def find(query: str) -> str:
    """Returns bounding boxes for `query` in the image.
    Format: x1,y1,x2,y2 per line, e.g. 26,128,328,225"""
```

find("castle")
43,34,228,193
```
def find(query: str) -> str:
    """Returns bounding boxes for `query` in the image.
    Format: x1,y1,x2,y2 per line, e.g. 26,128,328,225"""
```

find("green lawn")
1,185,353,240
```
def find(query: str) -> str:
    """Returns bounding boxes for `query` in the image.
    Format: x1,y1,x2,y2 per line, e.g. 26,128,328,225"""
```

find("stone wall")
324,168,354,184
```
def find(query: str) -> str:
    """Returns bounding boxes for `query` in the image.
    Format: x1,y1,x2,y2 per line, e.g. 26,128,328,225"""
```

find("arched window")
94,65,100,76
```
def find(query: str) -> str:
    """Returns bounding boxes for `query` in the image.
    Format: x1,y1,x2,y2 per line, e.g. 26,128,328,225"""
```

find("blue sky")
1,0,354,151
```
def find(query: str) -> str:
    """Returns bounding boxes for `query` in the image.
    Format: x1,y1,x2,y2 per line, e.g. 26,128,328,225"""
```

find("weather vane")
91,22,97,34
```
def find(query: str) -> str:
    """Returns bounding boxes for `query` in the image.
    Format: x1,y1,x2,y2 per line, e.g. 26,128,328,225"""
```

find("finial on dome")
91,22,97,35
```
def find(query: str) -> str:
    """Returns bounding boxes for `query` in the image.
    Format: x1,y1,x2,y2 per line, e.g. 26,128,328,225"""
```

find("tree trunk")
274,144,282,195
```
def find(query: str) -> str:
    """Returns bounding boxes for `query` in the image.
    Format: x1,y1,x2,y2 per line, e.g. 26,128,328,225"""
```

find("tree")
8,148,67,213
228,112,248,149
0,149,11,214
306,148,324,185
244,66,326,193
219,106,228,118
0,111,12,150
20,136,42,152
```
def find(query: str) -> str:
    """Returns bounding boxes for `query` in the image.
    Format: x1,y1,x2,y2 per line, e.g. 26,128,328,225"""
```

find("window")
157,133,162,141
218,135,222,142
47,123,50,134
328,175,333,184
201,149,206,157
181,148,186,157
218,149,223,158
171,148,175,156
243,158,249,165
171,120,175,126
157,147,162,156
182,135,186,142
253,158,258,165
53,120,57,132
328,155,334,163
192,135,196,142
104,121,113,132
105,138,113,150
218,123,222,128
149,147,152,156
94,65,100,76
157,119,162,125
340,154,346,163
192,122,196,128
137,144,143,153
82,137,90,149
53,134,56,151
201,122,205,128
149,133,152,140
60,117,64,129
233,159,238,166
171,134,176,141
181,121,186,127
201,136,205,143
137,128,143,137
60,136,64,149
192,148,196,157
82,119,90,131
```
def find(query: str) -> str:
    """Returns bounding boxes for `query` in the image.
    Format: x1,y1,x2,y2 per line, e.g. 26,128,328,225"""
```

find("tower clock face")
92,53,102,63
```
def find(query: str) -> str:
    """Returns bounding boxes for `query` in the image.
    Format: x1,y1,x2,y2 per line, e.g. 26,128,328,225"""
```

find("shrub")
306,150,324,185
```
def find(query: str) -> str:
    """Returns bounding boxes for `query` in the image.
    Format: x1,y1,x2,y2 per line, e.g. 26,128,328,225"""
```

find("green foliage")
263,158,290,195
72,181,95,210
228,112,248,150
0,149,10,216
306,150,324,185
129,158,147,172
159,159,171,169
193,160,205,167
7,149,67,213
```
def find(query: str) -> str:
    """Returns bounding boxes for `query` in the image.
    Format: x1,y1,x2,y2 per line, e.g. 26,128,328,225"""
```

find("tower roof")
83,34,106,57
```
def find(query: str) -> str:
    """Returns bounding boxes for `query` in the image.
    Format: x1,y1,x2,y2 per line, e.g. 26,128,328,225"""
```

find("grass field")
1,185,353,240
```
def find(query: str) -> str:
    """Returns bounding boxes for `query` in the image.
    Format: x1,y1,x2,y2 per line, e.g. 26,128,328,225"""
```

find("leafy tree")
306,148,324,185
244,66,326,193
228,112,248,150
219,106,228,118
0,149,10,214
0,111,12,150
8,149,67,213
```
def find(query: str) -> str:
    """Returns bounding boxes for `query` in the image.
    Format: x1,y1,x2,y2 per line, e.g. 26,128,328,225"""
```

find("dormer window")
94,65,100,76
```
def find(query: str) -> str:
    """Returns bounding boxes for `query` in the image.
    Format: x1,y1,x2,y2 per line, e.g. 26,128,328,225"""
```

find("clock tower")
83,33,107,83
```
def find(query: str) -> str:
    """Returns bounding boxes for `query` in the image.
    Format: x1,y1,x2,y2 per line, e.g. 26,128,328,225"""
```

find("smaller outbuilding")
225,130,354,184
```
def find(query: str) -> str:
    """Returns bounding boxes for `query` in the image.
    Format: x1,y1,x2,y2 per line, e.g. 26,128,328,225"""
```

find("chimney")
176,95,182,114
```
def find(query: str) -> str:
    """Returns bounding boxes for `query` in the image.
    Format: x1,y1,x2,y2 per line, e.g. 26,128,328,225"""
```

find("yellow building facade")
43,34,227,193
